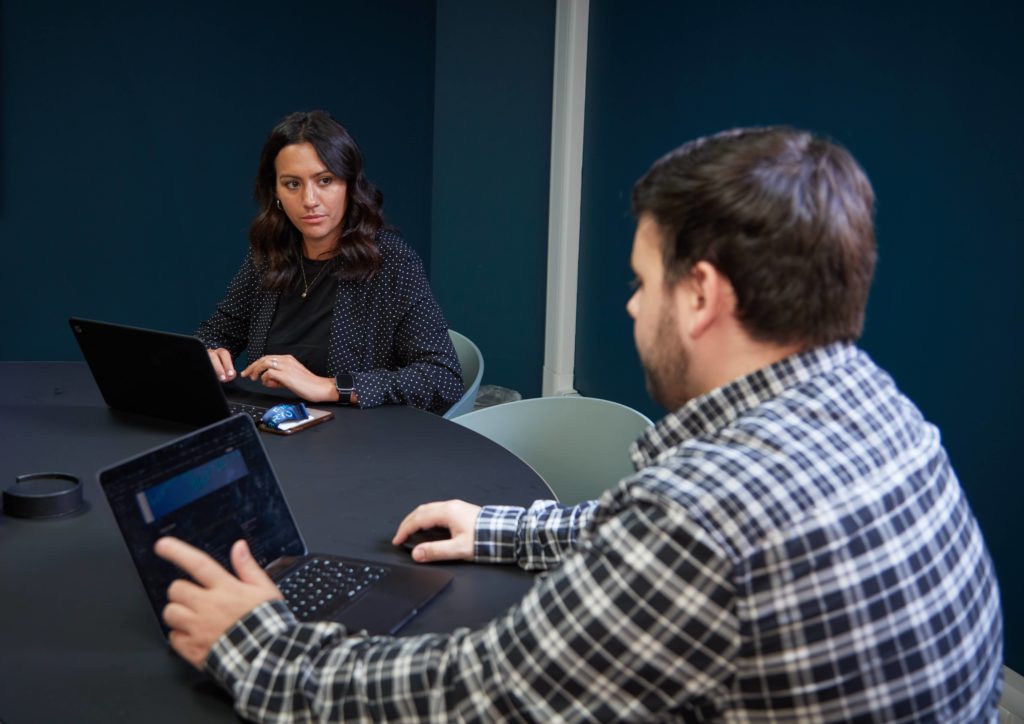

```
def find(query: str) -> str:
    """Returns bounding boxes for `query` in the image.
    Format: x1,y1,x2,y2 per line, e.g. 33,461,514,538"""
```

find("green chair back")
444,330,484,419
452,396,652,504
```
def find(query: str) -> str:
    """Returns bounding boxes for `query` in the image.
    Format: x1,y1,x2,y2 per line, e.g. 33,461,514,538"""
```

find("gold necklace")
299,257,334,299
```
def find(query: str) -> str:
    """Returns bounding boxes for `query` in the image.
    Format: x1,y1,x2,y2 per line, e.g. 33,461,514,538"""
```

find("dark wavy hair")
632,127,877,347
250,110,385,288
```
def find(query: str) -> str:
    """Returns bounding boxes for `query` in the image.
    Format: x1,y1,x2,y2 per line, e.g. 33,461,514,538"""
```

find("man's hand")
154,537,283,670
392,499,481,563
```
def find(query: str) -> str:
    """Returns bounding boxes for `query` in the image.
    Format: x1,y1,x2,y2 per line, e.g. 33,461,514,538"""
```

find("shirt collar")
630,342,857,469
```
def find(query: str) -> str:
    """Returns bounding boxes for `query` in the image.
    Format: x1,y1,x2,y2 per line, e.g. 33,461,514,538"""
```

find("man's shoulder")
626,348,943,550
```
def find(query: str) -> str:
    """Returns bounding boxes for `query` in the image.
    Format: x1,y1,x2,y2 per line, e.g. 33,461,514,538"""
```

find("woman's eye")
284,180,299,190
628,277,642,292
318,176,333,186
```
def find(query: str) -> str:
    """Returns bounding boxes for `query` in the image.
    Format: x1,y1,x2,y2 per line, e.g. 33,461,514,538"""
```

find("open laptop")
98,413,453,637
69,317,331,430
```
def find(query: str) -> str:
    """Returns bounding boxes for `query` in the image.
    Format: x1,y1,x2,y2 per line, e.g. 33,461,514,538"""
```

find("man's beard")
640,303,690,411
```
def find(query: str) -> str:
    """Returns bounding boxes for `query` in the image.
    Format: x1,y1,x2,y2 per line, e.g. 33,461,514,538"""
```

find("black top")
264,257,338,377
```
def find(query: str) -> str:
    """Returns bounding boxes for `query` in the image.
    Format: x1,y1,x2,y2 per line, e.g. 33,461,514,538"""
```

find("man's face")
626,215,690,410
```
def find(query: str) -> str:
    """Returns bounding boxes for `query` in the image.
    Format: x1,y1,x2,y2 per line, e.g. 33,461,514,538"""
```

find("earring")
275,199,283,210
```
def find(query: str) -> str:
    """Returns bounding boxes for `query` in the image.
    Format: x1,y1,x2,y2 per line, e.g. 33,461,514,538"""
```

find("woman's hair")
632,126,877,347
250,110,385,287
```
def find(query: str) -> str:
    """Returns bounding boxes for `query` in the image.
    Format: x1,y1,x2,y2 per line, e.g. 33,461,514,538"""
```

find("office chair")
451,396,653,505
443,330,484,419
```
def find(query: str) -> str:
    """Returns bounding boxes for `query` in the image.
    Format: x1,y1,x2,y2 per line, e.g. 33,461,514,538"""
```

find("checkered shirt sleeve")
473,500,599,570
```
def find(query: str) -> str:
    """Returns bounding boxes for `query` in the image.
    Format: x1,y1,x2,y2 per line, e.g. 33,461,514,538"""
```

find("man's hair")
632,127,877,346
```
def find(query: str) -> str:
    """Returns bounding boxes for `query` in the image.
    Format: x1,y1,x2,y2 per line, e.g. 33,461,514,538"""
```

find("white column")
542,0,589,397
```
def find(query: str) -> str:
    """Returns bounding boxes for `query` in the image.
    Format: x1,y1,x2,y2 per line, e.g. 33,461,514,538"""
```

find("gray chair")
443,330,484,419
451,396,653,505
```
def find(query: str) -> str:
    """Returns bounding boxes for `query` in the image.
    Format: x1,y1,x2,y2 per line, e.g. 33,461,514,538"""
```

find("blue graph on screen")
138,449,248,523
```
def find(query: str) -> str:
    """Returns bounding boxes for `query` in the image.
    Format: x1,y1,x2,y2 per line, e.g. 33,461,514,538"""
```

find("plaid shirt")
206,343,1003,722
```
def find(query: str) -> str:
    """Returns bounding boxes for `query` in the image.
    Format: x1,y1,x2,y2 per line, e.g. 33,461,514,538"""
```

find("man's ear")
673,261,735,339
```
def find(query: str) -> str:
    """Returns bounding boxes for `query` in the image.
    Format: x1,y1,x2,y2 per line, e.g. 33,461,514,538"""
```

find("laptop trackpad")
337,591,424,636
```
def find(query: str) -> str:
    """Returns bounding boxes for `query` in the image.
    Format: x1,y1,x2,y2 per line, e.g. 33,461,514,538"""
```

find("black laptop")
98,413,453,636
69,317,331,430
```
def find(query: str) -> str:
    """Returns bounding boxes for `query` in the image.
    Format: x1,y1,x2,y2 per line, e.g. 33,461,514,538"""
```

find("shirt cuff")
473,505,525,564
350,371,375,409
205,599,297,693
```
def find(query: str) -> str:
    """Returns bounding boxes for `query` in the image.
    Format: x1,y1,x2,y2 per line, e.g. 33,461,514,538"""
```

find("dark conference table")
0,362,553,723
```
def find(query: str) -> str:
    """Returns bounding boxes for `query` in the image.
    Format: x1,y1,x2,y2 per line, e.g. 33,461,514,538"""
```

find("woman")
196,110,462,414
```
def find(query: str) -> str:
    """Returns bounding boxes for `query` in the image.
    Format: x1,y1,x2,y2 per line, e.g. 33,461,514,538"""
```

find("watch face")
336,374,354,396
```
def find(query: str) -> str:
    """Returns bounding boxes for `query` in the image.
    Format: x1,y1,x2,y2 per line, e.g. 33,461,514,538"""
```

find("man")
156,127,1004,721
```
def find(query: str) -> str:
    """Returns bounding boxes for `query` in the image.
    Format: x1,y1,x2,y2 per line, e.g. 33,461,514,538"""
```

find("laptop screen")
98,415,307,632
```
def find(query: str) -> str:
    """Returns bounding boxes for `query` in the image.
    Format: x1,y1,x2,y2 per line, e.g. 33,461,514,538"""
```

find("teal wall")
430,1,555,399
0,0,436,359
575,0,1023,672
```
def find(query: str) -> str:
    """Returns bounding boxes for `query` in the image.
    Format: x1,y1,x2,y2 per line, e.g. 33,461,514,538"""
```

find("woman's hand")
241,355,340,403
392,500,481,563
207,348,236,382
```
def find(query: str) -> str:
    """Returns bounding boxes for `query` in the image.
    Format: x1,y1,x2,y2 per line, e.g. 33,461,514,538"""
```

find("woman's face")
274,142,349,254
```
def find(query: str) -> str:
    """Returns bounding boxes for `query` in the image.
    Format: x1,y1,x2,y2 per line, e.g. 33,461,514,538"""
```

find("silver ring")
270,358,279,369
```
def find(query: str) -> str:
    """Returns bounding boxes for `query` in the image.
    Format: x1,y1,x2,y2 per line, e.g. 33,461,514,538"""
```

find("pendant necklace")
299,257,334,299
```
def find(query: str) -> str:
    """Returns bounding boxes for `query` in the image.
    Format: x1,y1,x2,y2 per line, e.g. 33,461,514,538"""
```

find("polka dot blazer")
195,230,463,414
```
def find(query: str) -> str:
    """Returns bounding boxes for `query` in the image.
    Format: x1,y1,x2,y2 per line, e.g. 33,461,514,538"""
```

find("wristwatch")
335,373,355,405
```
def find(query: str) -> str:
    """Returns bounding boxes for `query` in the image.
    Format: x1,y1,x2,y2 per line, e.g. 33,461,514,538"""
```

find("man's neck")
691,333,806,400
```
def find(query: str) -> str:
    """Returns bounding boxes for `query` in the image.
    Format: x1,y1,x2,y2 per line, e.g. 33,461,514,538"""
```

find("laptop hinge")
265,555,301,578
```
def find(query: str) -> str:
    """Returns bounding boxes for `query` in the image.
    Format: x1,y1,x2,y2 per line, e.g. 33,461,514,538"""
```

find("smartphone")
259,407,335,435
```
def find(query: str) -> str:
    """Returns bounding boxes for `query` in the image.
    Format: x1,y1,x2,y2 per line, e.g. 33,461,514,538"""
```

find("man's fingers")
163,600,197,630
411,538,471,563
393,502,453,545
154,537,232,588
393,500,481,547
166,578,204,606
230,539,277,588
168,630,205,671
164,602,207,670
168,629,187,656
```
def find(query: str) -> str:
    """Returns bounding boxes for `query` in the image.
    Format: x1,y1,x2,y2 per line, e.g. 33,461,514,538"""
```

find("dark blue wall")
576,0,1023,671
0,0,436,359
430,1,555,399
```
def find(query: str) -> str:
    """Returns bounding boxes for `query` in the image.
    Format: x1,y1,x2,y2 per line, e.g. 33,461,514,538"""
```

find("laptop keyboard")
227,402,269,423
278,558,390,621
